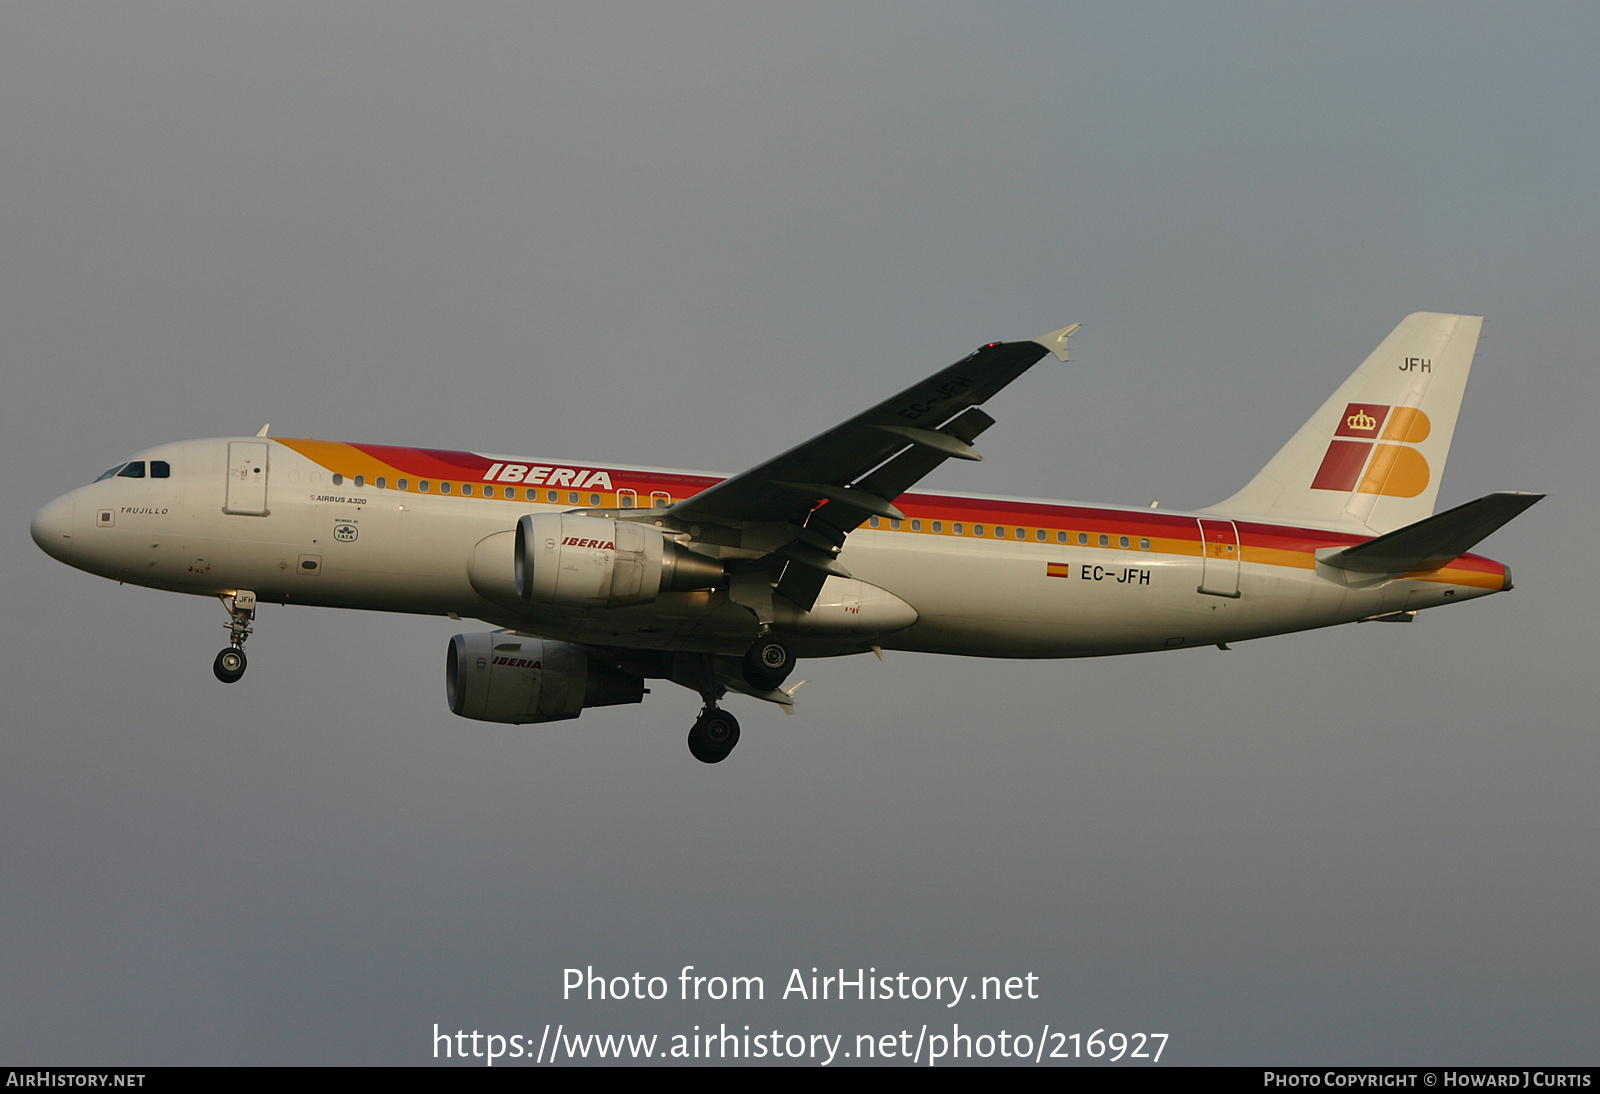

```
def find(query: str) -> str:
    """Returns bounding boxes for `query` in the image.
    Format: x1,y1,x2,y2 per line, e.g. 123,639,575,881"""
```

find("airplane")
31,312,1540,763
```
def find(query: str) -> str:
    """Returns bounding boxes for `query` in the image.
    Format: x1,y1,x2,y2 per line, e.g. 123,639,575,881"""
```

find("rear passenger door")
1196,518,1241,598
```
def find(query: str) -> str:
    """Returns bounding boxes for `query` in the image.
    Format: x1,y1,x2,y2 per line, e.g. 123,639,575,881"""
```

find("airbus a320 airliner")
32,313,1539,762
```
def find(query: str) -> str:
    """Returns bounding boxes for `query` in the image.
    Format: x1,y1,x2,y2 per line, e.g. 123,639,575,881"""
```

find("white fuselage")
32,437,1507,661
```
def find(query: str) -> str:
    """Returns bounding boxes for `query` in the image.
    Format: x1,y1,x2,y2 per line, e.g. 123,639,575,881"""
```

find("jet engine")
446,632,646,723
514,513,723,609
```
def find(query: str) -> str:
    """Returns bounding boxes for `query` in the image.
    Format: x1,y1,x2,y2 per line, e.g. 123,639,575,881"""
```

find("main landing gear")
687,705,741,764
741,633,795,691
213,591,257,683
676,635,799,763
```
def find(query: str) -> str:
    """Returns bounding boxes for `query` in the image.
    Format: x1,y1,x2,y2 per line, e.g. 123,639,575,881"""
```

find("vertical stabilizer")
1205,312,1483,534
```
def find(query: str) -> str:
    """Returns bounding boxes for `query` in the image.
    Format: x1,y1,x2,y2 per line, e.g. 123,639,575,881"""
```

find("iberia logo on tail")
1310,403,1432,497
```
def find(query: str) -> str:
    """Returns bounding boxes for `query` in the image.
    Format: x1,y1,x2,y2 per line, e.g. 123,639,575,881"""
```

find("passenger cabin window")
548,490,558,502
332,473,344,485
397,479,408,491
1140,538,1151,550
890,519,902,530
994,526,1005,537
1057,531,1067,543
354,475,365,488
932,521,943,533
974,525,985,536
419,481,430,492
590,493,601,506
568,492,580,505
911,520,922,531
869,516,881,528
118,462,146,478
151,461,171,478
1120,536,1130,548
462,483,473,496
441,482,452,494
652,492,671,508
375,477,386,489
953,523,963,535
1078,533,1088,545
1015,528,1026,540
482,485,493,497
1036,529,1046,541
1099,534,1109,546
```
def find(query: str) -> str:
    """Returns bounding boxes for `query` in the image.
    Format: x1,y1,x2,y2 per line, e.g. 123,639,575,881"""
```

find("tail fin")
1205,312,1484,534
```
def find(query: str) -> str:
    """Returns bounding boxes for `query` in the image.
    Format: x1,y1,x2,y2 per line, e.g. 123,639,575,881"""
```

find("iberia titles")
482,463,613,489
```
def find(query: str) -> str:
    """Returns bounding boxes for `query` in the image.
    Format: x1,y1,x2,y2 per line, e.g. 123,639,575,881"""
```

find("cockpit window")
117,462,147,478
150,460,170,478
94,463,128,481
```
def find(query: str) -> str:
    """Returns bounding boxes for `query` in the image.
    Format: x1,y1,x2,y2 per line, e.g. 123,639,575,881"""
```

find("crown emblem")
1346,409,1377,431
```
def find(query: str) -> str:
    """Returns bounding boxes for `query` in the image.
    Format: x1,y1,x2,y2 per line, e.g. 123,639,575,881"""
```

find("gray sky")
3,2,1596,1065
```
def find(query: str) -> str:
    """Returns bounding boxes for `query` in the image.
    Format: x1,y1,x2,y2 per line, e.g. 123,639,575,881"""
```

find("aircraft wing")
662,324,1080,610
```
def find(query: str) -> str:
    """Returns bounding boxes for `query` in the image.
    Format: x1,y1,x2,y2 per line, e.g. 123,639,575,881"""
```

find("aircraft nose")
31,493,75,563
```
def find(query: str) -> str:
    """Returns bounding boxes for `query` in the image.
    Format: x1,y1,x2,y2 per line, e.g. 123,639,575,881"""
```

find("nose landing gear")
213,591,256,683
213,646,247,683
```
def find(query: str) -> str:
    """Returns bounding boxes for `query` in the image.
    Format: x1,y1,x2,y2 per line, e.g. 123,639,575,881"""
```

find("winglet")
1035,323,1082,363
256,423,271,437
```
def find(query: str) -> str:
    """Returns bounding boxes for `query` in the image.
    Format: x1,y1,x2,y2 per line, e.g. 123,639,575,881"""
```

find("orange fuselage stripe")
274,438,1507,591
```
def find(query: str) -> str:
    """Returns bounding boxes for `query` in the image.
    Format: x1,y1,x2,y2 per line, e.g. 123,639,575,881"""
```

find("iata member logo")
334,523,358,542
1311,403,1431,497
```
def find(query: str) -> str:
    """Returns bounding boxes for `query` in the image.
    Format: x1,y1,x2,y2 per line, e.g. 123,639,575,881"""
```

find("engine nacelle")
514,513,723,609
446,632,645,724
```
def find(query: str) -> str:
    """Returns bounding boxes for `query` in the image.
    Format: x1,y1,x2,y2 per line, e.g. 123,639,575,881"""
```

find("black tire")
741,635,794,690
687,709,741,764
213,647,247,684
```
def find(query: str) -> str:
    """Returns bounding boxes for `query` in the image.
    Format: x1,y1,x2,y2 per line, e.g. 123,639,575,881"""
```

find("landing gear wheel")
214,592,256,684
213,647,248,683
687,708,741,764
742,635,794,690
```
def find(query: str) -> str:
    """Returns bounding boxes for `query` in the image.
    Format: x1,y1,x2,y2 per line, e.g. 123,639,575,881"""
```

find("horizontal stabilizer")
1319,491,1543,574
